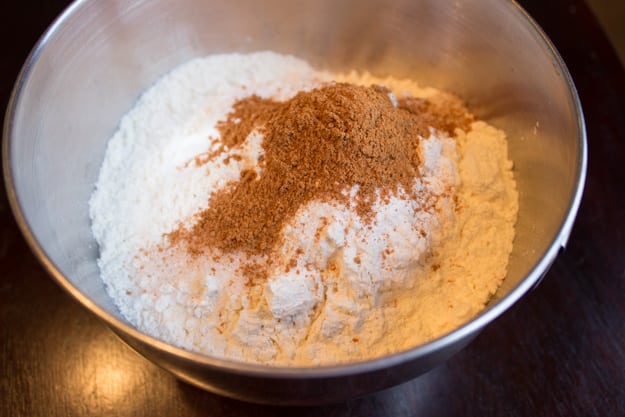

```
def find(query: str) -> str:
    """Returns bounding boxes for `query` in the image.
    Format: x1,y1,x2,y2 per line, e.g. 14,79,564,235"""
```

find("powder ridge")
89,52,518,365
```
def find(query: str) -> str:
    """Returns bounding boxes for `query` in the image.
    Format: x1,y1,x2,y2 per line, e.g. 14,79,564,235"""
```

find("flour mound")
89,52,518,366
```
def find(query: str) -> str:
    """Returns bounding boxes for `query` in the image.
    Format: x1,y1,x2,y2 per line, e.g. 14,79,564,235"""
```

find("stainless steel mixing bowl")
3,0,586,405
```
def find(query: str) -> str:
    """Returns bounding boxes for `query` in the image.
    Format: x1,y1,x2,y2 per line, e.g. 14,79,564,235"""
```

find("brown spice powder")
169,82,472,258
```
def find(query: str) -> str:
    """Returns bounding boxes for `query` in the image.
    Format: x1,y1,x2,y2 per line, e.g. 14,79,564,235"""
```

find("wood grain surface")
1,0,624,415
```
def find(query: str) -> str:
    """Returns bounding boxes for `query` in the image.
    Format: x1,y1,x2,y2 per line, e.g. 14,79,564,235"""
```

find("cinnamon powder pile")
170,83,472,257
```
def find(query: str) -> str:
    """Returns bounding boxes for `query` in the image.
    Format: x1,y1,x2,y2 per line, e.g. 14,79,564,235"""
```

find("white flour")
89,52,518,365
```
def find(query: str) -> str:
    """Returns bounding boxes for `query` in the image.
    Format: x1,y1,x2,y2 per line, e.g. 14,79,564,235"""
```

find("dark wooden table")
2,0,624,415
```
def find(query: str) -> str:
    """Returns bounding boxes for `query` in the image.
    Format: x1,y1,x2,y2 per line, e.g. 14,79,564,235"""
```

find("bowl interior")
5,0,584,366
